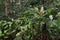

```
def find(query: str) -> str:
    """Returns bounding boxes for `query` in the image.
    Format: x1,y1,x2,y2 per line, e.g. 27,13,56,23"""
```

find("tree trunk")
4,0,8,16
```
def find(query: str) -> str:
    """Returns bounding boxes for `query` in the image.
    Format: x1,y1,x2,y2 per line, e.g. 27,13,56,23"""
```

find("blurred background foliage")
0,0,60,40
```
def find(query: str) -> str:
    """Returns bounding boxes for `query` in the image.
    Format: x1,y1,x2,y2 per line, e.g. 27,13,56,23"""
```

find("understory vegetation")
0,0,60,40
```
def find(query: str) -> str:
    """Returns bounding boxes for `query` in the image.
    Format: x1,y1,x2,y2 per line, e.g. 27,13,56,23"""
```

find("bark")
4,0,8,16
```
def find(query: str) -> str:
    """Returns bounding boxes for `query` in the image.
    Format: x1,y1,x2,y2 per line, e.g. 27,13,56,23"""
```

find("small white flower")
49,15,53,20
40,6,44,13
11,18,14,21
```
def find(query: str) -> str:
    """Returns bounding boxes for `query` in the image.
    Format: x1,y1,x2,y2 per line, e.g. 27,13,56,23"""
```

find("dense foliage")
0,0,60,40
